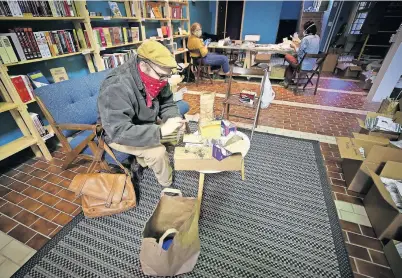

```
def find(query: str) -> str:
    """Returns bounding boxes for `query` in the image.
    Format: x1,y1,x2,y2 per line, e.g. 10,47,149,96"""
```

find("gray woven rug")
14,131,352,278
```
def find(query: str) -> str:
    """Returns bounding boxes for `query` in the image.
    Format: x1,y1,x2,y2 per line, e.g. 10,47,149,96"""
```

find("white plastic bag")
260,75,275,109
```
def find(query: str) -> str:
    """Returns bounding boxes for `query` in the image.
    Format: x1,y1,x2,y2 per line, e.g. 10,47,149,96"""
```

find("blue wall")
189,0,214,34
242,1,283,43
280,1,301,20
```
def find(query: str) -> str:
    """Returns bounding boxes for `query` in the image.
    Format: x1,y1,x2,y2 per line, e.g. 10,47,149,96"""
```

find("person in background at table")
188,22,230,76
281,21,320,88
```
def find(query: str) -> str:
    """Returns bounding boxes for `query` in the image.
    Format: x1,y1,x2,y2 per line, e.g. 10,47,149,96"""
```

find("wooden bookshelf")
171,18,189,21
0,16,85,21
26,99,36,104
143,17,171,21
5,52,87,67
174,49,188,55
102,41,143,50
0,102,18,113
89,16,140,21
173,34,189,38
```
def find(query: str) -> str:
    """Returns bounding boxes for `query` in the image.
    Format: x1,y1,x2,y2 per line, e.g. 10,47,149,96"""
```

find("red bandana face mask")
138,65,168,107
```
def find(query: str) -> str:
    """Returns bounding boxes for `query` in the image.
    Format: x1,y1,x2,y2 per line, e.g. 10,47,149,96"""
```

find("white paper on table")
390,140,402,149
375,116,400,132
224,140,248,157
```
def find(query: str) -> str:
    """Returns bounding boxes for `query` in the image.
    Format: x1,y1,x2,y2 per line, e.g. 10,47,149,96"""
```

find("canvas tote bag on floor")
140,188,200,276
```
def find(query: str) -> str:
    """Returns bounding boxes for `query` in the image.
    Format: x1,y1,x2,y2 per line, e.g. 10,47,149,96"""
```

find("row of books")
156,26,172,39
146,3,183,19
0,0,76,17
102,50,136,69
93,27,140,48
0,28,84,64
30,112,53,141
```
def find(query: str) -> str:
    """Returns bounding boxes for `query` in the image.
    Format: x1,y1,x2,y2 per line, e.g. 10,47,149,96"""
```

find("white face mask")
194,30,202,37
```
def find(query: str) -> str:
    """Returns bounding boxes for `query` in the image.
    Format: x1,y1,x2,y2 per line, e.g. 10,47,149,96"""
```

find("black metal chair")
188,49,212,86
292,53,327,95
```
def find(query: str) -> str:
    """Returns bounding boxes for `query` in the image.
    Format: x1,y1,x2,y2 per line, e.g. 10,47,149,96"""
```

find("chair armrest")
55,124,96,131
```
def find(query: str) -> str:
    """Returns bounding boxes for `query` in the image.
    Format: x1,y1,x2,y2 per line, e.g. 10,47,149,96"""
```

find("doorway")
216,0,244,40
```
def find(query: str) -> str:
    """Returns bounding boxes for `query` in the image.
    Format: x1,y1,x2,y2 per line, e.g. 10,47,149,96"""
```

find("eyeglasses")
145,61,173,80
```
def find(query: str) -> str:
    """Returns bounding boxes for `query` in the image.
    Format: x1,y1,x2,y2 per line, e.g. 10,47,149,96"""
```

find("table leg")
241,159,245,180
197,173,205,204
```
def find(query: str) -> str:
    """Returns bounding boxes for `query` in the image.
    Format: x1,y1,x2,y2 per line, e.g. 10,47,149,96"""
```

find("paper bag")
140,188,200,276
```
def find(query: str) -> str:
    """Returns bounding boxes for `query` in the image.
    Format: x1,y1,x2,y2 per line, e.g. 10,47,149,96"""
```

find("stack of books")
0,28,84,64
169,5,182,19
10,75,35,103
146,2,168,18
0,0,76,17
102,49,136,69
92,27,140,48
29,112,53,141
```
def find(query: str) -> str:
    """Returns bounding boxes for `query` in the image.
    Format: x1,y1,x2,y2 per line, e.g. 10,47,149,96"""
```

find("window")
349,1,371,35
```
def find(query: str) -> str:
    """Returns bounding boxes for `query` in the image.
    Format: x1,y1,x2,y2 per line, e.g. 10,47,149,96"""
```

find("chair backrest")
299,53,327,72
226,66,265,98
244,35,260,42
35,70,111,137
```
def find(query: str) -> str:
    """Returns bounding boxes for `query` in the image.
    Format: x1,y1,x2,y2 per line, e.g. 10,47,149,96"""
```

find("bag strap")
160,188,182,197
158,228,178,250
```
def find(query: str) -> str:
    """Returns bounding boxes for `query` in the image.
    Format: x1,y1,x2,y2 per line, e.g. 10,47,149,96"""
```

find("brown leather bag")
69,135,136,218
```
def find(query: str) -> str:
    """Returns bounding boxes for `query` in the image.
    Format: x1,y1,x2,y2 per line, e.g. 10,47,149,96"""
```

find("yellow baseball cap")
137,40,177,69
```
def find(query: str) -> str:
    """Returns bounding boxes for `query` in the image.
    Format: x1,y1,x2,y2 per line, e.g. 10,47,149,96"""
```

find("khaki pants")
109,143,172,187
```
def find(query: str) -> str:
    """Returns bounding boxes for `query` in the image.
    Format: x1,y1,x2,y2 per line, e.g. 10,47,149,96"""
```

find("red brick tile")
49,226,62,238
0,198,6,207
19,197,42,211
3,168,19,177
0,215,18,233
52,151,65,159
14,210,39,226
354,258,393,278
35,205,60,221
16,164,35,174
30,218,58,236
60,170,77,180
22,186,44,199
53,212,73,226
26,233,49,250
335,193,363,205
9,181,29,192
349,257,357,272
8,224,36,244
0,175,15,186
331,185,346,194
0,202,22,217
47,165,63,175
41,183,62,195
27,177,46,188
369,250,389,267
340,220,361,234
13,172,33,183
37,193,61,206
0,186,11,197
56,189,76,202
49,158,64,167
71,207,82,216
33,161,50,170
347,232,383,251
360,226,377,239
346,243,371,261
44,174,64,185
3,191,26,204
30,169,49,179
58,179,71,188
54,200,79,214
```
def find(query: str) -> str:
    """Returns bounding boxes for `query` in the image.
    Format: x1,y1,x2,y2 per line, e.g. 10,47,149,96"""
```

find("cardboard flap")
337,137,364,160
380,161,402,180
366,145,402,164
368,168,398,210
352,133,390,145
394,111,402,125
357,118,366,129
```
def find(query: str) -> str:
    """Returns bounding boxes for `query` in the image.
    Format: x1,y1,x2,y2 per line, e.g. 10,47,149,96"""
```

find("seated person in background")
282,21,320,88
98,40,188,187
188,22,230,76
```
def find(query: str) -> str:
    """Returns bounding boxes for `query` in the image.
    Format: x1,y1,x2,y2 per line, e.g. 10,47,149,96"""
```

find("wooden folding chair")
36,96,109,171
222,66,268,140
293,53,327,95
188,49,213,86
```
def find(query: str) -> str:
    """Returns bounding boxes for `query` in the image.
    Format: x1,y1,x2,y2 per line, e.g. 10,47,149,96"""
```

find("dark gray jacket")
97,55,180,147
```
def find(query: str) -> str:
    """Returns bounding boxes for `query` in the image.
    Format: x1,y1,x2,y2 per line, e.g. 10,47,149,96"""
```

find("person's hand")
160,117,187,137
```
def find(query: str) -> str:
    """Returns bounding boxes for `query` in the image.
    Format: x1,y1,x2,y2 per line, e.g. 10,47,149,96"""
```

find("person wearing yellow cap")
97,40,188,187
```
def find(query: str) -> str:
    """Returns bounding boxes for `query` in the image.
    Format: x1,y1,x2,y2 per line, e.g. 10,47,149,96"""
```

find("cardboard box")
270,65,286,79
221,120,236,136
364,162,402,241
199,121,221,139
337,136,389,191
336,63,362,78
383,240,402,278
174,147,243,171
322,53,339,72
255,53,271,63
347,145,402,193
357,112,400,140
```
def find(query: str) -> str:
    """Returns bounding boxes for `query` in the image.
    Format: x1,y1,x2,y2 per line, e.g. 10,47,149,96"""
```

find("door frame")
215,0,246,40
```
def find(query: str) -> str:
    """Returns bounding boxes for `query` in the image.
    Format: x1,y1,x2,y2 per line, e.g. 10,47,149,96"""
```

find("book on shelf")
0,1,76,18
131,27,139,42
0,32,26,61
129,2,136,17
102,49,136,69
147,3,163,18
0,36,18,63
170,5,182,19
50,67,69,83
27,70,50,88
122,27,128,44
108,1,122,17
10,75,34,103
29,112,53,140
157,28,163,39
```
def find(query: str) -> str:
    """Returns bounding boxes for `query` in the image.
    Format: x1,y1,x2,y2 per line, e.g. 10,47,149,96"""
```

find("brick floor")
0,75,395,278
